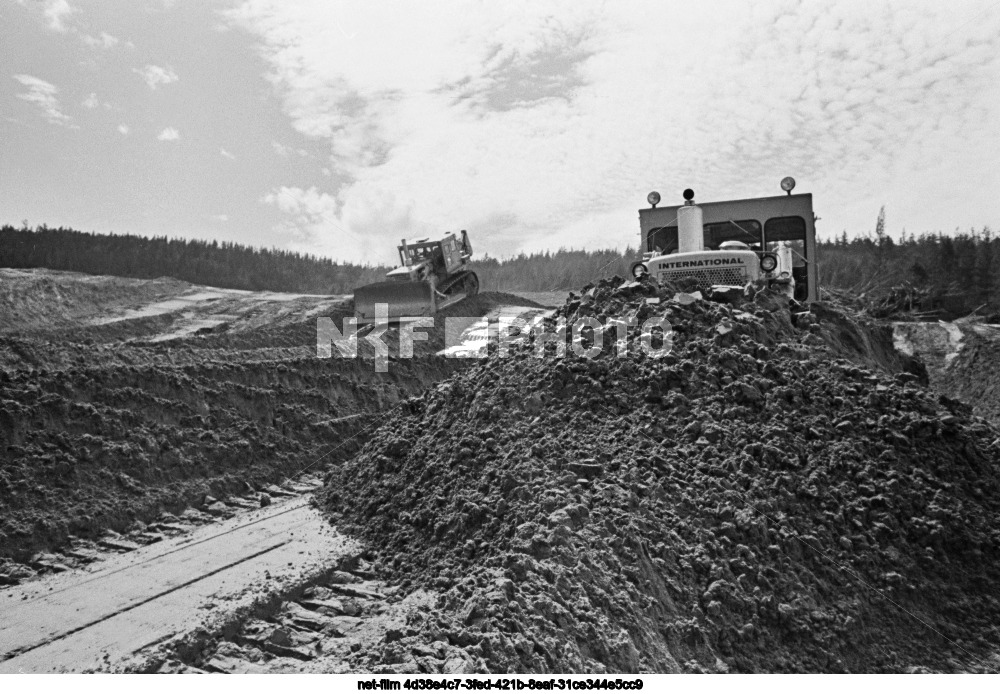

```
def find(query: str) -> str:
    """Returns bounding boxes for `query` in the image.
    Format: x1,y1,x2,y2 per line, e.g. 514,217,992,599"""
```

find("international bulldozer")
632,177,818,302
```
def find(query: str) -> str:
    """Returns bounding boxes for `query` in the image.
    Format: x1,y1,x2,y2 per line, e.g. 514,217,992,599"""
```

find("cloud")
211,214,230,222
157,127,180,141
220,147,236,160
43,0,76,33
230,1,1000,261
117,124,130,135
261,185,390,259
12,74,75,128
133,64,179,90
271,140,309,157
81,32,121,49
81,93,99,109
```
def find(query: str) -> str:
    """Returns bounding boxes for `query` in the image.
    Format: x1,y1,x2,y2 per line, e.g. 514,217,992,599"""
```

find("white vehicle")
633,178,818,302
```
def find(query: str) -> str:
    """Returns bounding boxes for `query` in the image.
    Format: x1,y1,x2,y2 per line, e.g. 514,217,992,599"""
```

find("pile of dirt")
0,268,188,331
321,277,1000,673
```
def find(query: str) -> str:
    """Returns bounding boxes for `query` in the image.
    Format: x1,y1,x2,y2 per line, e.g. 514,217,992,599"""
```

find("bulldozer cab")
639,191,818,302
439,235,465,274
398,234,467,276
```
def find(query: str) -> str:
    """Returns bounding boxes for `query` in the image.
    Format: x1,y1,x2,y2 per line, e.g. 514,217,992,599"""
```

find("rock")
327,570,361,584
97,537,140,552
268,628,293,647
204,656,269,674
443,655,478,674
736,383,763,403
300,598,346,616
567,460,602,478
285,602,334,631
205,501,230,516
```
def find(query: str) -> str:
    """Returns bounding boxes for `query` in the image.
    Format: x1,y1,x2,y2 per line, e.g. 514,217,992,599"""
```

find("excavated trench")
0,271,543,583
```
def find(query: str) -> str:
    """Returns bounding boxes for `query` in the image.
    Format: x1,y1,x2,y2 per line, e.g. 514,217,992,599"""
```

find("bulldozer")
633,178,818,302
353,231,479,323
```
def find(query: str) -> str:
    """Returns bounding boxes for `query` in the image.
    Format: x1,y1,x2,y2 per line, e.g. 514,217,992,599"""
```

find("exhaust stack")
677,189,703,253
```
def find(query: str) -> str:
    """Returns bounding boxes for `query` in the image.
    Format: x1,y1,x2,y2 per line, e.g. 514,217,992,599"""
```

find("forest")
1,222,997,319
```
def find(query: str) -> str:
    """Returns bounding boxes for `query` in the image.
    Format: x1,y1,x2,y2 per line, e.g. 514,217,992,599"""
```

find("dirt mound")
0,268,188,332
322,277,1000,673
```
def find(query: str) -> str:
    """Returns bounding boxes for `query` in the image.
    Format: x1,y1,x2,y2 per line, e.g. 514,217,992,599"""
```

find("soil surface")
0,269,536,583
316,278,1000,673
5,268,1000,675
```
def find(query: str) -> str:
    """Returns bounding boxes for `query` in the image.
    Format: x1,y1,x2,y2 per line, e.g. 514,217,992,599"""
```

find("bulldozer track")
0,497,356,673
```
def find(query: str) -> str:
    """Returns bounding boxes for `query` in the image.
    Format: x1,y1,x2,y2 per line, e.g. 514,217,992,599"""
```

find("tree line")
0,224,636,295
818,225,998,319
0,225,386,293
2,222,998,319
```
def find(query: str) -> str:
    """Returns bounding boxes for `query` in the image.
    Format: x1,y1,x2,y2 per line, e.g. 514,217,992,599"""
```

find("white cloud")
81,92,99,109
81,32,121,49
43,0,76,33
231,1,1000,261
157,127,180,141
12,74,75,128
261,185,389,258
117,124,130,135
271,141,310,158
212,214,230,222
220,147,236,159
133,64,179,90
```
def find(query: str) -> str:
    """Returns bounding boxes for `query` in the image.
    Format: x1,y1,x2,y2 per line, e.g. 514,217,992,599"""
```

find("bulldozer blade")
353,281,435,322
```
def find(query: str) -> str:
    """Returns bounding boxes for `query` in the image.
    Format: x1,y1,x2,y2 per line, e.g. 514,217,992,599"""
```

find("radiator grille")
657,266,750,289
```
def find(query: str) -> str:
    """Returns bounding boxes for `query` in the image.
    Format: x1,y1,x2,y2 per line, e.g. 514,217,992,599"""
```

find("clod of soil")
322,276,1000,673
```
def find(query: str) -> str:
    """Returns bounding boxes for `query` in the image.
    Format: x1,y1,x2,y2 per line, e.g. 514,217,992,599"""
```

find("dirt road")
0,496,356,673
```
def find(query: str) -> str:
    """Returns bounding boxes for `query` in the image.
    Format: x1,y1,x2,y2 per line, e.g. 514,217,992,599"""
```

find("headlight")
781,176,796,193
631,261,649,278
760,254,778,272
779,271,791,279
647,191,661,207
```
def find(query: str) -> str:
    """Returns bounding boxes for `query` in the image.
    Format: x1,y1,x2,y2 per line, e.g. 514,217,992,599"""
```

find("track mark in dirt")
2,541,289,663
154,561,481,675
0,496,357,673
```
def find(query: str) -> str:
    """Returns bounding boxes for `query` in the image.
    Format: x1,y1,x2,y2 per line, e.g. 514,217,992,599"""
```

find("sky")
3,0,1000,265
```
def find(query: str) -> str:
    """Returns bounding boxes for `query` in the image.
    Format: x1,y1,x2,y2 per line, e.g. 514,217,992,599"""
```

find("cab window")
764,216,809,300
764,216,807,265
647,226,678,253
704,219,762,250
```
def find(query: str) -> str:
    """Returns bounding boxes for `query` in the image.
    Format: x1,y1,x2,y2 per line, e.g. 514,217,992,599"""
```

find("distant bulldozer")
353,231,479,323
